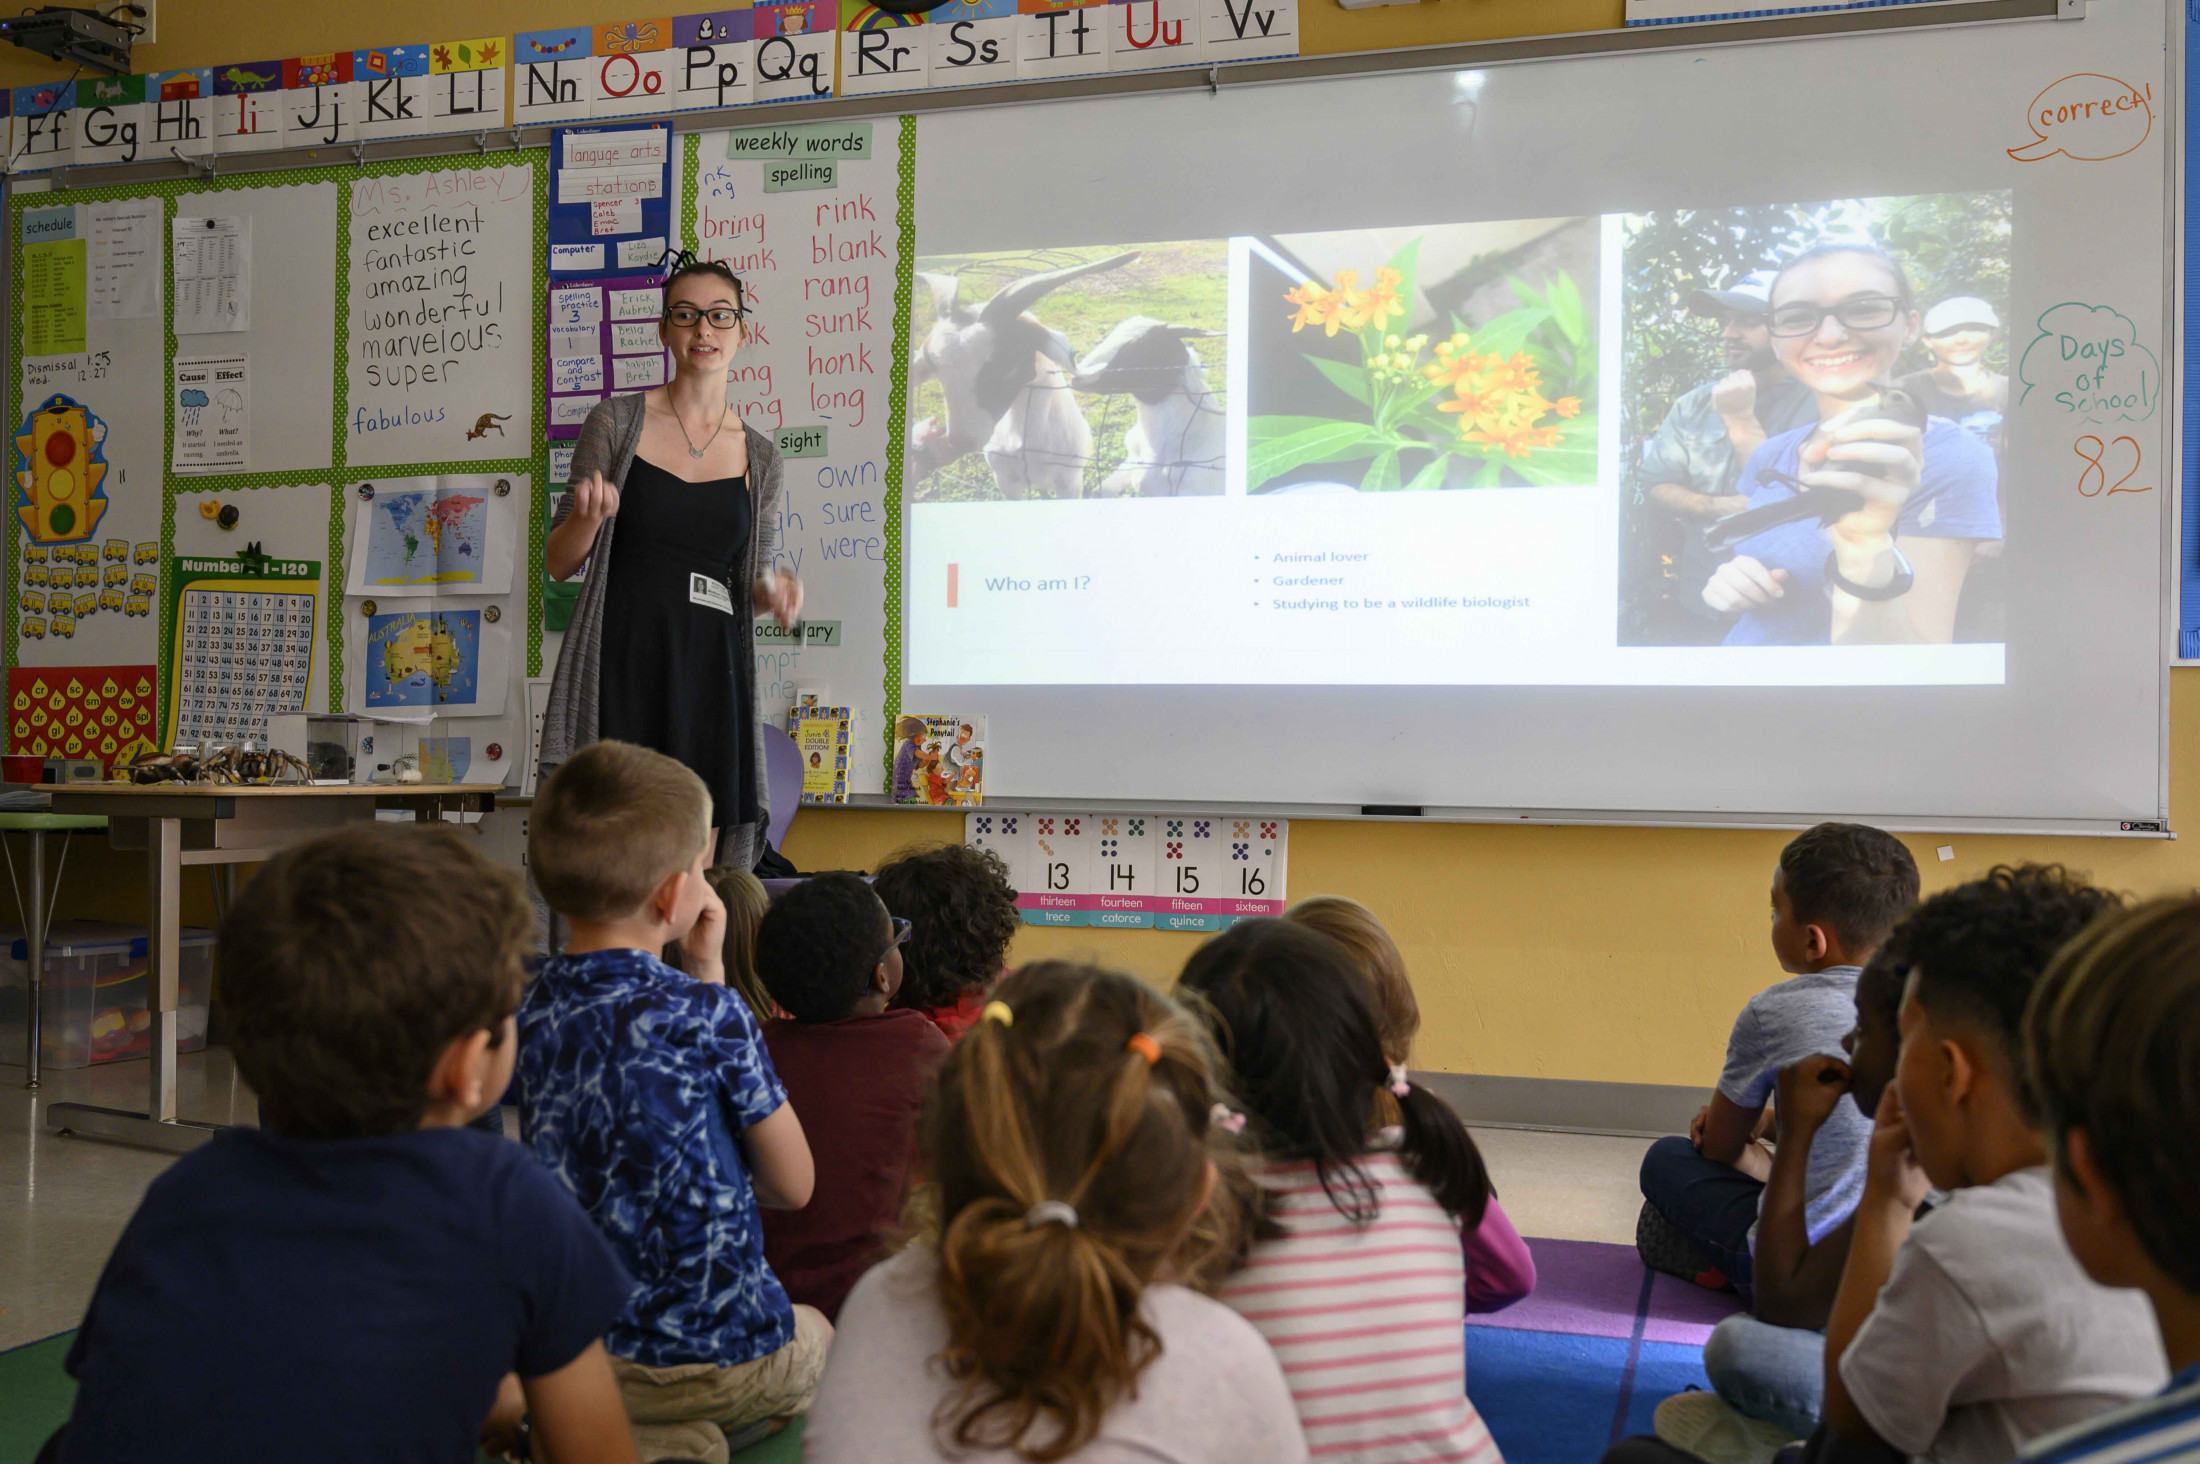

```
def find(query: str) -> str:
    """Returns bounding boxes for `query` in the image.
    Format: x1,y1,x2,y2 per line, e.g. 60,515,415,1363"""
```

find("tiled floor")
0,1051,1654,1351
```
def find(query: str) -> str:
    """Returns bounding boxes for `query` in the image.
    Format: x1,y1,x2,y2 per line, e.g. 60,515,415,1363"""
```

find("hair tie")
1025,1200,1078,1230
1125,1032,1161,1066
981,1000,1013,1027
1387,1062,1411,1098
1209,1102,1247,1135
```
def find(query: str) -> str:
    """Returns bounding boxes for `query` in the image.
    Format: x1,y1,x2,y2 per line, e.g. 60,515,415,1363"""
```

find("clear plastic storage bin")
0,923,215,1070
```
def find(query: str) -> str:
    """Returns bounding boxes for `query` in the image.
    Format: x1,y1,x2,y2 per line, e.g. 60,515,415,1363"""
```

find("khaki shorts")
613,1306,831,1464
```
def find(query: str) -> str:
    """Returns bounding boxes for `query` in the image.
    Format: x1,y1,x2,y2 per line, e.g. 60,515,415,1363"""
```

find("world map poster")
345,474,522,595
363,488,489,586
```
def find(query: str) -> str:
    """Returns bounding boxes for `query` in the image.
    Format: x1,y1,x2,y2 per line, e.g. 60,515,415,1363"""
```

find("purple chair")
762,723,804,857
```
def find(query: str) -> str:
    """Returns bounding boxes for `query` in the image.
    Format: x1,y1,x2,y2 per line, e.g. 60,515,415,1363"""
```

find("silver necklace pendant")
676,406,727,462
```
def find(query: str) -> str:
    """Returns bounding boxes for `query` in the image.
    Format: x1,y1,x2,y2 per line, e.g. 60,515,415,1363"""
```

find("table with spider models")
41,782,503,1153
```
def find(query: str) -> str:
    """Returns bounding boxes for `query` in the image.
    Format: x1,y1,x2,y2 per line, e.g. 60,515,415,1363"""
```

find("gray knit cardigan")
537,392,786,869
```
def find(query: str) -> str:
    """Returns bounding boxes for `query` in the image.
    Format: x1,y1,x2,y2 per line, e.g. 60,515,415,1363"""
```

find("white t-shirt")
1839,1166,2168,1464
805,1246,1309,1464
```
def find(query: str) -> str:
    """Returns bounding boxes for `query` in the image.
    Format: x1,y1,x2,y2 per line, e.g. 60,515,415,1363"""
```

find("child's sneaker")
1635,1200,1731,1291
1653,1390,1798,1464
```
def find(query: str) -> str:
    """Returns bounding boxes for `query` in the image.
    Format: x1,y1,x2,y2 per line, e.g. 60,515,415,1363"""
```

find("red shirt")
760,1009,950,1320
922,990,989,1040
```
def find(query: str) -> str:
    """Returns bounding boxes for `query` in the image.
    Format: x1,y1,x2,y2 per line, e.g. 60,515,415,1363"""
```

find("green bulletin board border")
5,149,549,745
881,114,916,785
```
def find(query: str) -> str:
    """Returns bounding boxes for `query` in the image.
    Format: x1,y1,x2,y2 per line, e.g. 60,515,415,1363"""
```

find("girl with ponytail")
803,962,1307,1464
1181,919,1506,1464
1284,896,1537,1315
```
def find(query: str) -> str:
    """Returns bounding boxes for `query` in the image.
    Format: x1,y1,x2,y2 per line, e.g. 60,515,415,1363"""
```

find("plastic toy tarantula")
128,745,312,786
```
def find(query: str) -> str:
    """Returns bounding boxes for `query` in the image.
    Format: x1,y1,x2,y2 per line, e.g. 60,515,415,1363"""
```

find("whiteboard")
901,0,2177,830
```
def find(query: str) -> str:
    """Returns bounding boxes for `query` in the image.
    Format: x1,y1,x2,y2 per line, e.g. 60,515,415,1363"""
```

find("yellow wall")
0,0,1623,91
10,0,2184,1096
788,671,2200,1091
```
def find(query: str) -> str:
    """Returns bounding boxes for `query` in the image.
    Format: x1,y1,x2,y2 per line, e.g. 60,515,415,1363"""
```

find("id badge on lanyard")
689,572,735,616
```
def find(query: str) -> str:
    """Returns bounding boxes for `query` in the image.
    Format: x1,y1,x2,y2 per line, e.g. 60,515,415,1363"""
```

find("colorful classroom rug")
1467,1237,1745,1464
0,1239,1733,1464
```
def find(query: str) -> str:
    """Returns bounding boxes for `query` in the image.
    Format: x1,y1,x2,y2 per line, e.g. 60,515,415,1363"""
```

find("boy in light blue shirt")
1638,823,1916,1298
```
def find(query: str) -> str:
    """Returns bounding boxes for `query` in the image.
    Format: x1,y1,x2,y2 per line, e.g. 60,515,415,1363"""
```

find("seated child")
804,962,1307,1463
873,841,1020,1038
1285,894,1536,1313
2020,897,2200,1464
1690,941,1909,1440
1184,919,1504,1464
670,864,778,1021
1640,822,1919,1297
1823,865,2166,1464
756,873,950,1321
50,824,637,1464
519,740,827,1463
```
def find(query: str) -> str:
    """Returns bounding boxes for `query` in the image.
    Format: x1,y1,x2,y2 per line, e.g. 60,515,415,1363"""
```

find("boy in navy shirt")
53,823,637,1464
521,740,825,1462
2021,897,2200,1464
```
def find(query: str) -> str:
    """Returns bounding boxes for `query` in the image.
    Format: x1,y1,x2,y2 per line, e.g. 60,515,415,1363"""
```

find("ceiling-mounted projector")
0,6,140,78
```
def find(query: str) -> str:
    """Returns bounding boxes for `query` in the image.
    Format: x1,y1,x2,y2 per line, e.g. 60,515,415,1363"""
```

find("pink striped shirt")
1221,1154,1504,1464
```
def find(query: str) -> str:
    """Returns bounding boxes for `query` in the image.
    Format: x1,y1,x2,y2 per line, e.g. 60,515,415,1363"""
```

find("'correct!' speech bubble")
2008,73,2154,163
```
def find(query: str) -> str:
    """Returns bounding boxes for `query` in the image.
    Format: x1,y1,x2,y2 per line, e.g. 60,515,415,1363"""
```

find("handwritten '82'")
2074,435,2152,498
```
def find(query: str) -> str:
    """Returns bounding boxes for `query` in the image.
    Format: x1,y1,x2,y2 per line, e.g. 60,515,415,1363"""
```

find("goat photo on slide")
907,241,1230,501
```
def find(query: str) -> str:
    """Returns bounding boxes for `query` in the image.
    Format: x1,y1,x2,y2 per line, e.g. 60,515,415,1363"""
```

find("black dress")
598,456,758,829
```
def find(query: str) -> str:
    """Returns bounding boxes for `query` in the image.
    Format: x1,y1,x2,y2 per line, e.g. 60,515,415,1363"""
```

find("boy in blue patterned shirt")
521,740,826,1462
2020,898,2200,1464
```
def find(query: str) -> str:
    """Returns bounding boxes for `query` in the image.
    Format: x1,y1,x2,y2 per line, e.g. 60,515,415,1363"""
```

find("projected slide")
904,191,2010,688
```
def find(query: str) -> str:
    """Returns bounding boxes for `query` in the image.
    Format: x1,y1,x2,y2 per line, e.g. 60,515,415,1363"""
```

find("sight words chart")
692,122,903,784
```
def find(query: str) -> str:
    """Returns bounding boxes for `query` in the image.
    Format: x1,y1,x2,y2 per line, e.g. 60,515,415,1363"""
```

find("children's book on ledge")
787,704,851,805
892,714,984,807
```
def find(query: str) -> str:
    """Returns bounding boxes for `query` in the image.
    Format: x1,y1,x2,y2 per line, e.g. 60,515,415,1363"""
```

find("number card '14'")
964,811,1288,932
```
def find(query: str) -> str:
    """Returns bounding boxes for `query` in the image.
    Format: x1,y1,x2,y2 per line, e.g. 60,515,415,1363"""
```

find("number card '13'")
964,811,1288,932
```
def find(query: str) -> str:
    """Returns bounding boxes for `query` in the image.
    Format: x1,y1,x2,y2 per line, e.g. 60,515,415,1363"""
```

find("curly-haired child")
875,842,1021,1038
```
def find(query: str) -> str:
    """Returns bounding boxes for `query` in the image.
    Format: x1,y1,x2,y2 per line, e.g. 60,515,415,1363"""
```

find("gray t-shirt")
1840,1166,2167,1464
805,1246,1309,1464
1720,965,1874,1246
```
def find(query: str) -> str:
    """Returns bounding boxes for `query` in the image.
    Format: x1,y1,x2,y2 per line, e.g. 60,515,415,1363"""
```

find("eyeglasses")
665,305,746,329
1768,295,1903,339
885,916,912,957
